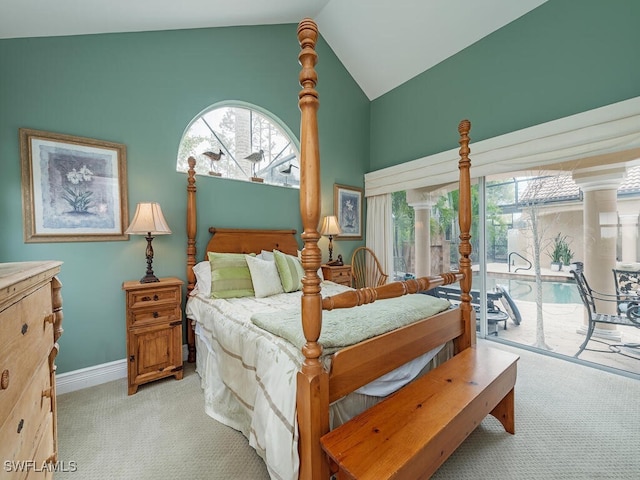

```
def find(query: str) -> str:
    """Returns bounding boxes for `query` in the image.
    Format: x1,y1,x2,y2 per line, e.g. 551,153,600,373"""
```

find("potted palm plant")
548,233,567,271
560,241,575,271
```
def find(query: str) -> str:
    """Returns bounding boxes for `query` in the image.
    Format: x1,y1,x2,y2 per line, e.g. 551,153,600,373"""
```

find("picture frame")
334,183,363,240
20,128,129,243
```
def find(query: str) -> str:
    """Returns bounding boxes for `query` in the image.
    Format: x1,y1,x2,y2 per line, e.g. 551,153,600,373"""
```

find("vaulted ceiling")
0,0,547,99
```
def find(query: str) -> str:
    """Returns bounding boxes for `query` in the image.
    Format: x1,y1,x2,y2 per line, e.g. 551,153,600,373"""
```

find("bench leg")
489,387,515,434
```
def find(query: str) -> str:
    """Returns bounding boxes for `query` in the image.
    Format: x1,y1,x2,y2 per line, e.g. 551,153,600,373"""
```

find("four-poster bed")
184,18,518,480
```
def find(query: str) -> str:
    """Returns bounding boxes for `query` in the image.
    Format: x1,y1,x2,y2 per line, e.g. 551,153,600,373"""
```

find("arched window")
177,103,300,188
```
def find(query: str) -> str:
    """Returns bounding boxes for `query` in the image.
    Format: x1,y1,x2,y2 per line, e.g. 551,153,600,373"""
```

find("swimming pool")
480,276,581,304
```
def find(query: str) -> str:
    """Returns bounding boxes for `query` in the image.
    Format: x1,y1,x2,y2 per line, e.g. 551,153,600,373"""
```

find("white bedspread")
186,282,449,480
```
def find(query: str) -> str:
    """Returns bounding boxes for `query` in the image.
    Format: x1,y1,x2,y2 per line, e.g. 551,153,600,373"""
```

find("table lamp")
125,202,172,283
319,215,342,262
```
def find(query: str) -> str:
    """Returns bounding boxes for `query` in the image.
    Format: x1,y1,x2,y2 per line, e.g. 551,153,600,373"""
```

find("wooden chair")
350,247,389,289
571,262,640,357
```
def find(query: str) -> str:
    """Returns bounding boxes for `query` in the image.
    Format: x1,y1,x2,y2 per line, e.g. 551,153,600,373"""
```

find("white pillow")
193,261,212,295
260,249,275,261
245,255,284,298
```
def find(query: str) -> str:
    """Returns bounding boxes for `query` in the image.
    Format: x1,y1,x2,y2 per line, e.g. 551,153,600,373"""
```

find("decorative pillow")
192,260,212,295
260,250,275,261
245,255,284,298
207,252,255,299
273,249,305,293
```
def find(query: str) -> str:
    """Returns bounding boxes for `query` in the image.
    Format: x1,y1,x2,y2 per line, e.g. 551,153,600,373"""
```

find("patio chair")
351,247,388,289
612,268,640,316
571,263,640,357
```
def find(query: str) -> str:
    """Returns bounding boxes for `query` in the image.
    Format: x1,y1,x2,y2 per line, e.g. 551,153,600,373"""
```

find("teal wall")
370,0,640,171
0,24,369,373
3,0,639,375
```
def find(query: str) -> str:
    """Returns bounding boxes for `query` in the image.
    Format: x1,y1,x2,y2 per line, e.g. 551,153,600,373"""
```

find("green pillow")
273,250,305,293
208,252,255,299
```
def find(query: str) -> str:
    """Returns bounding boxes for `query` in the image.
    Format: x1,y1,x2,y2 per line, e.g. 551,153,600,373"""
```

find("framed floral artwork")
20,129,128,242
334,183,363,240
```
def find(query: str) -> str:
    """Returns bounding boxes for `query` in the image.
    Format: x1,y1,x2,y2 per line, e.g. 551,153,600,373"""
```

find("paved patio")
476,262,640,375
485,294,640,376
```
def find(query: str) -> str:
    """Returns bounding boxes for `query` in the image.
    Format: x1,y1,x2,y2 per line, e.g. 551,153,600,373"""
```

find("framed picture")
20,129,128,243
334,184,363,240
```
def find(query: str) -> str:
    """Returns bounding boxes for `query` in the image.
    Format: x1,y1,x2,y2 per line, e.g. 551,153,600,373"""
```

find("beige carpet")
56,341,640,479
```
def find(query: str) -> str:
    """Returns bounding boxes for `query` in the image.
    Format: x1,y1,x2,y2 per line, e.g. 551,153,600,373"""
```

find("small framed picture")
334,184,363,240
20,128,128,242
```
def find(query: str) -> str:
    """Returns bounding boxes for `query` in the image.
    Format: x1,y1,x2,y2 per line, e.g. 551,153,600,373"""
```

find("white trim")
365,96,640,196
56,358,126,395
56,344,191,395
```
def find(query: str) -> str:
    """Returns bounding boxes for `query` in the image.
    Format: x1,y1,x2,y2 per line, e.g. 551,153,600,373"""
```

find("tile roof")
519,166,640,203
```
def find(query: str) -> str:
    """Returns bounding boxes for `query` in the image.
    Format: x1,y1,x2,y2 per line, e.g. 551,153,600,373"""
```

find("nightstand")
122,277,184,395
321,264,352,287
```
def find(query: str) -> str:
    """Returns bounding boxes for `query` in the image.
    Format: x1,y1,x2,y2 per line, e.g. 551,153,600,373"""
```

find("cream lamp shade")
125,202,172,235
319,215,342,262
126,202,171,283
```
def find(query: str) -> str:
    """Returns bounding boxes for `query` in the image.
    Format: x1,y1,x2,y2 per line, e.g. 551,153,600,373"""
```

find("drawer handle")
152,312,159,318
141,295,160,302
21,323,28,335
17,419,24,434
154,294,159,301
1,369,8,390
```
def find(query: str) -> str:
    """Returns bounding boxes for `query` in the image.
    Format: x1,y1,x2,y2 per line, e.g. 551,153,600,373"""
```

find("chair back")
351,247,388,289
570,262,596,317
612,268,640,315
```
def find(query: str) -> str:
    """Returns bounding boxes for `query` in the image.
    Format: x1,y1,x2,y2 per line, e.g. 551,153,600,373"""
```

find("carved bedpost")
296,18,330,480
186,156,197,363
455,119,476,352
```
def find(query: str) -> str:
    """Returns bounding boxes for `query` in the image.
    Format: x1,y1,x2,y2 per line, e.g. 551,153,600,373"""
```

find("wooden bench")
320,344,519,479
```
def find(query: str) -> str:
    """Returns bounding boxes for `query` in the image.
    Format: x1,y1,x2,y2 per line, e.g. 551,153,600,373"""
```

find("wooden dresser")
122,277,183,395
0,261,63,479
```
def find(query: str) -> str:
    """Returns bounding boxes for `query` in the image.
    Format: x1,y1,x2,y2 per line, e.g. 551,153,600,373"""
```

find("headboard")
204,228,299,259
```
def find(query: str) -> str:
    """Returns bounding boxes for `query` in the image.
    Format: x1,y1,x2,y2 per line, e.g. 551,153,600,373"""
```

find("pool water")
480,276,581,304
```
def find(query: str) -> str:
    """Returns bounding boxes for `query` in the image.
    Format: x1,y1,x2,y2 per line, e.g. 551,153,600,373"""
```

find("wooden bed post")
296,18,330,480
186,156,197,363
455,119,476,352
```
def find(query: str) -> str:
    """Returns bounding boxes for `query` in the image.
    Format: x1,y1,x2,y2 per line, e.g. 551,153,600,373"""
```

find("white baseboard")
56,344,190,395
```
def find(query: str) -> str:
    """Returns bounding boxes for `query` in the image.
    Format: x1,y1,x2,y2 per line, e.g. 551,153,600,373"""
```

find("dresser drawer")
129,305,181,327
0,285,53,423
31,413,55,479
127,285,181,310
0,358,53,467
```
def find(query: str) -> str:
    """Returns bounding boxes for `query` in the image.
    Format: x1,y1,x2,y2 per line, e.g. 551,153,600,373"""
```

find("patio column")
407,189,435,278
573,166,627,341
618,214,638,263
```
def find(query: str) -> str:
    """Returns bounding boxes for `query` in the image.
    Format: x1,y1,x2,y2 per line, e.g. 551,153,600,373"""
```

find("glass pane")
177,105,299,188
482,169,640,376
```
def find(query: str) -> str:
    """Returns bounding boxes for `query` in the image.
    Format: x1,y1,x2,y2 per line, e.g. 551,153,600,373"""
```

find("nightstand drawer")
129,305,181,327
128,286,181,309
332,270,350,281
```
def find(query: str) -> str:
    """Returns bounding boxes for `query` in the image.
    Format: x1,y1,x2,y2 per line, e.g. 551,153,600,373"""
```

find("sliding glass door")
393,168,640,376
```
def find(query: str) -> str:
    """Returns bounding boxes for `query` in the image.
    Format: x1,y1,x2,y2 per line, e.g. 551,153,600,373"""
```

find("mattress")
186,281,451,480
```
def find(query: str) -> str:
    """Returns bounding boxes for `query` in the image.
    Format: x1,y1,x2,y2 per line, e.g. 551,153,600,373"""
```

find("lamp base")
139,273,160,283
139,234,159,283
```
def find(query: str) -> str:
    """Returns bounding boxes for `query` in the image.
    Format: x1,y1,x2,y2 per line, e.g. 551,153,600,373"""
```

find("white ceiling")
0,0,547,100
